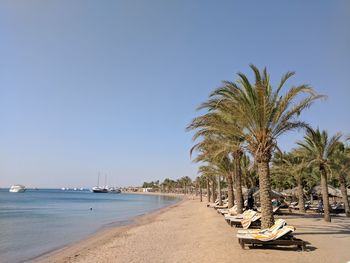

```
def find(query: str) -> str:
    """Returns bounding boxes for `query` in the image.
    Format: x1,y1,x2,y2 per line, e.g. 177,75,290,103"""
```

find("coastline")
35,196,350,263
122,191,186,198
34,193,184,263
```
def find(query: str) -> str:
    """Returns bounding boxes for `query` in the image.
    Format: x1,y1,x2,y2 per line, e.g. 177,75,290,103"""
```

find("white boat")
108,187,121,193
9,184,26,193
92,173,108,193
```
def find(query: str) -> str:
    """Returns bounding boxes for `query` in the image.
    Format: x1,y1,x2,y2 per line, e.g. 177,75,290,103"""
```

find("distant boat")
9,184,26,193
108,187,121,194
92,173,108,193
92,186,108,193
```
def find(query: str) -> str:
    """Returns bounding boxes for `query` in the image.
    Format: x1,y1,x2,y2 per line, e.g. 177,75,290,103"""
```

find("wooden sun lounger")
231,218,261,228
237,225,308,251
238,235,307,251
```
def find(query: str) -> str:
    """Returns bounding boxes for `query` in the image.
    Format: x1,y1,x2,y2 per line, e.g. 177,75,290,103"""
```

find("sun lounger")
237,219,286,235
207,200,220,208
226,210,261,228
256,206,281,214
239,213,261,229
288,202,298,209
217,205,238,215
207,198,228,208
237,225,307,250
214,203,228,209
224,209,249,223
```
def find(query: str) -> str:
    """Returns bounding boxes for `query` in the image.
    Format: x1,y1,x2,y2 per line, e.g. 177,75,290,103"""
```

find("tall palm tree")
297,128,342,222
194,176,203,201
181,176,192,194
210,65,323,228
198,164,217,203
215,155,236,206
188,100,244,211
331,143,350,217
198,165,211,203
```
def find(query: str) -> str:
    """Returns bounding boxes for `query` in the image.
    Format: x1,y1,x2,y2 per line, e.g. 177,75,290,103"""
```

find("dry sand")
36,197,350,263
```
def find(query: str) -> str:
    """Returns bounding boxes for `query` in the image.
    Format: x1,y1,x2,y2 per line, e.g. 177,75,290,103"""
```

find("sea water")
0,189,178,263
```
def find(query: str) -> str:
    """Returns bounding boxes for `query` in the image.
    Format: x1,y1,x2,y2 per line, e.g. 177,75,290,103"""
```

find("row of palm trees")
187,65,349,227
271,130,350,218
143,176,193,194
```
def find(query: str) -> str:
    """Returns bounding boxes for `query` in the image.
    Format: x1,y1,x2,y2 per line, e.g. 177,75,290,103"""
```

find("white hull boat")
9,184,26,193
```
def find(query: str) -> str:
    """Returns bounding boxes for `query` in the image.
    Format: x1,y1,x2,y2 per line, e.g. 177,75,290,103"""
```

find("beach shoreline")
34,193,185,263
35,197,350,263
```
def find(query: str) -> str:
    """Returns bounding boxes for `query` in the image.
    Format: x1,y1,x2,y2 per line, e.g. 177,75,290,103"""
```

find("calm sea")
0,189,178,263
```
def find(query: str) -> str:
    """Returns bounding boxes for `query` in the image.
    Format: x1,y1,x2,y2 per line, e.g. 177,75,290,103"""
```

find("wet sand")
36,197,350,263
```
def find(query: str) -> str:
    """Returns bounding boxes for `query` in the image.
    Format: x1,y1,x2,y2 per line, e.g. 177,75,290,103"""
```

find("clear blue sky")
0,1,349,188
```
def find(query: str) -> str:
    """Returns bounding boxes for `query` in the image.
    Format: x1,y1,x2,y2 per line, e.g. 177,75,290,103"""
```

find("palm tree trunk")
297,176,306,213
227,172,235,208
199,183,203,202
207,178,210,203
211,179,216,202
217,176,222,206
339,174,350,217
234,150,244,214
257,154,274,228
320,165,331,222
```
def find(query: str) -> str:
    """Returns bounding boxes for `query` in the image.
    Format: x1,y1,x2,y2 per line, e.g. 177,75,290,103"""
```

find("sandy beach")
35,196,350,263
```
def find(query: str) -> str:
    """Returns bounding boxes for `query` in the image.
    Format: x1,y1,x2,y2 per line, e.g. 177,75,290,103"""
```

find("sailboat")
92,173,108,193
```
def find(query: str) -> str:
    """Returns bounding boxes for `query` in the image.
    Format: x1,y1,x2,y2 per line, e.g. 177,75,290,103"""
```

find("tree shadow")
283,216,350,237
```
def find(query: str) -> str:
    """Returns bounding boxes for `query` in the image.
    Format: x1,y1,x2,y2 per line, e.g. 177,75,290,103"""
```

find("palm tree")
272,151,308,213
199,176,204,202
331,142,350,217
194,176,204,202
214,155,236,206
180,176,192,194
297,128,342,222
241,154,258,189
198,165,216,203
210,65,323,228
187,99,244,211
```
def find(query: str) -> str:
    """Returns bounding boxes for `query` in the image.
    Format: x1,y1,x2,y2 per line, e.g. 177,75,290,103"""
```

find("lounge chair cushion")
236,225,295,241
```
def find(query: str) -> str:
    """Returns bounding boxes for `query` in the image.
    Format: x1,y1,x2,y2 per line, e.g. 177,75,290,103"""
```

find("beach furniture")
207,200,220,208
225,210,261,229
288,201,298,209
236,219,286,235
237,225,307,251
217,205,238,215
224,209,253,222
256,205,281,215
331,203,345,214
208,198,229,208
214,203,228,209
238,212,261,229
